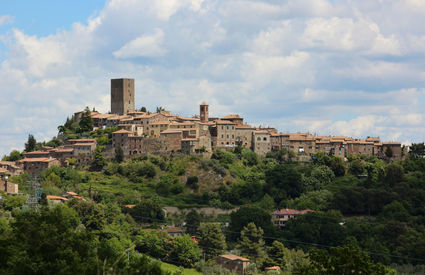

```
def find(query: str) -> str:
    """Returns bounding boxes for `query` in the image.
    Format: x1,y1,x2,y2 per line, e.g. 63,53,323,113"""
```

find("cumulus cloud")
1,0,425,156
113,29,167,58
0,15,13,26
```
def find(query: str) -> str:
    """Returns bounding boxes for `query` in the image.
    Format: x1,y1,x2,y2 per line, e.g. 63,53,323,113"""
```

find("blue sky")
1,0,425,156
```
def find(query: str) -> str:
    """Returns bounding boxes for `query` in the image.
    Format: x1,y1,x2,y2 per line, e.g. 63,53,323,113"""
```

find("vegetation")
5,142,425,273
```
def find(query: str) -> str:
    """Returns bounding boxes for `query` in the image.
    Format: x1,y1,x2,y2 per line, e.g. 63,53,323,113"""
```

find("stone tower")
200,102,209,122
111,78,135,115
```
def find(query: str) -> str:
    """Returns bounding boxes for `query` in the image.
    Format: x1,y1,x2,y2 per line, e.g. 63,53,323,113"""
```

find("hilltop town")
1,79,425,275
0,78,405,177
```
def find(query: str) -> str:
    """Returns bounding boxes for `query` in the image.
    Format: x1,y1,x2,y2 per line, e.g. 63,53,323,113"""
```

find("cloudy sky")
1,0,425,156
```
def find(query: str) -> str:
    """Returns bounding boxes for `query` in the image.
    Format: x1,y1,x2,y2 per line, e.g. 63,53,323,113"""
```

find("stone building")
215,255,250,275
235,124,255,147
111,78,135,115
252,130,271,156
211,120,237,148
19,158,61,175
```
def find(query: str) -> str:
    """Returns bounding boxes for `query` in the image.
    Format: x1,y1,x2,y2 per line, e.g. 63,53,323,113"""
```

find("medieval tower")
200,102,209,122
111,78,135,115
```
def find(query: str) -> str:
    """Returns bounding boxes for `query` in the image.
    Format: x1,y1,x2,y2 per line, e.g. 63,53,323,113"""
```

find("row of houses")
1,139,98,176
87,102,403,161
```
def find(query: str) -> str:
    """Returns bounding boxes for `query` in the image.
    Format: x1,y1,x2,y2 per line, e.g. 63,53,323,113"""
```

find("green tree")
237,222,266,266
330,156,345,176
264,241,286,269
24,134,36,152
185,210,201,235
169,235,201,268
79,107,93,132
140,106,147,112
90,146,106,171
186,176,199,190
408,142,425,159
349,159,365,176
229,205,274,241
295,245,389,275
156,106,165,113
115,146,124,163
6,150,22,161
242,149,258,166
283,211,346,250
135,230,172,259
265,163,304,200
384,163,404,187
128,197,165,224
67,199,106,231
198,223,226,259
1,205,98,274
385,146,393,158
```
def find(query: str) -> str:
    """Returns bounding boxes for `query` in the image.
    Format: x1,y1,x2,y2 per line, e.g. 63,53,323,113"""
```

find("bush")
186,176,199,190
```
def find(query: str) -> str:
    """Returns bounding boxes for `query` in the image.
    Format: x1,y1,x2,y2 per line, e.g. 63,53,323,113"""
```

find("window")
232,135,234,138
257,137,261,141
263,137,267,141
227,134,229,138
232,126,234,129
221,134,224,138
222,126,224,130
227,126,229,130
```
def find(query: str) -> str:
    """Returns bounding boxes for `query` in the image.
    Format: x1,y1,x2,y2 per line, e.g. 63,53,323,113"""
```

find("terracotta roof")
120,118,134,121
170,122,195,126
182,138,198,141
113,129,133,134
0,168,9,174
215,120,235,125
91,113,115,119
235,124,254,129
289,135,314,141
46,195,68,201
219,254,250,262
24,151,50,155
166,227,183,233
223,114,242,119
124,204,136,209
53,148,74,153
150,121,170,125
178,116,200,121
65,192,78,196
19,158,58,163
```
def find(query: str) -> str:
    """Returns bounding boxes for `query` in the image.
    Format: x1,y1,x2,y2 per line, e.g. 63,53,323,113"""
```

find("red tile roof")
219,254,250,262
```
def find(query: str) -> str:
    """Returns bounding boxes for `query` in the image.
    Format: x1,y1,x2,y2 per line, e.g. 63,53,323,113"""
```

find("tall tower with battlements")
111,78,135,115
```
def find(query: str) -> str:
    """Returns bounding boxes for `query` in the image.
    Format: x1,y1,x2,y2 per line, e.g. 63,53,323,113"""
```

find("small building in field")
215,254,250,275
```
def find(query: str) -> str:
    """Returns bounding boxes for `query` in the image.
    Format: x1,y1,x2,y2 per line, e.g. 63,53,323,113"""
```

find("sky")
1,0,425,156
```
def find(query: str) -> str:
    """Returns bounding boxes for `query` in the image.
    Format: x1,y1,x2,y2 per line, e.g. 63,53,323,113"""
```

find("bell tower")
200,102,209,122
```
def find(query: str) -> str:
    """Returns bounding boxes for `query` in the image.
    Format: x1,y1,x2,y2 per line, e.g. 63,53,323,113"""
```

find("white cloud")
1,0,425,156
301,17,401,55
0,15,13,26
113,29,166,58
